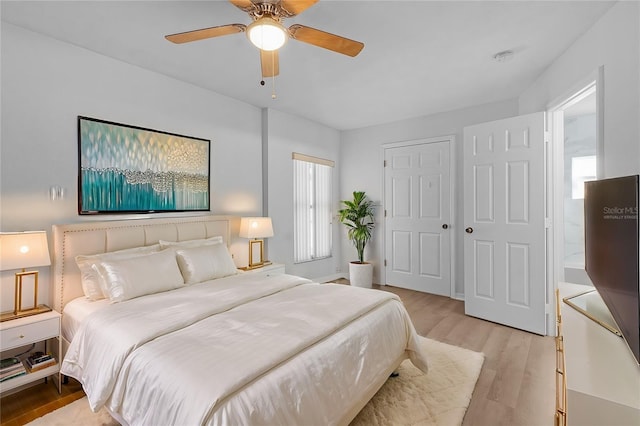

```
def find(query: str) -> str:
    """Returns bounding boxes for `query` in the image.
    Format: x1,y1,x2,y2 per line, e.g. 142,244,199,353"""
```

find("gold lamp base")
0,305,52,322
0,269,51,322
243,239,272,270
239,261,272,271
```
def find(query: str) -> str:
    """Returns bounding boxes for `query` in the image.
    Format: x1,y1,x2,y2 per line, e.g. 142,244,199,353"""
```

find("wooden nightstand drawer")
0,315,59,351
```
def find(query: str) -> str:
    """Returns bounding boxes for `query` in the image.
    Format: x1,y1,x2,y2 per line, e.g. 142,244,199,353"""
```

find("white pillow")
158,236,223,250
94,249,185,303
176,243,238,284
75,244,161,301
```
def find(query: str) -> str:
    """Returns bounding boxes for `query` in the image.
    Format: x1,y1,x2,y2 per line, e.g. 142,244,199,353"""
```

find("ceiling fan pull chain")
271,50,277,99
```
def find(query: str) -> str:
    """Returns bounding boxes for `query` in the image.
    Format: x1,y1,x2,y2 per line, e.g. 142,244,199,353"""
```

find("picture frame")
78,116,210,214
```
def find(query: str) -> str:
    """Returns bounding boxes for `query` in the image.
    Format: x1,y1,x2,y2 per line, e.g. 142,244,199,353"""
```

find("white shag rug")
27,338,483,426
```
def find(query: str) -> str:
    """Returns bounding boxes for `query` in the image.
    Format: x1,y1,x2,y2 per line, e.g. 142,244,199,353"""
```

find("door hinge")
384,259,387,267
545,218,552,228
383,160,387,167
384,209,387,217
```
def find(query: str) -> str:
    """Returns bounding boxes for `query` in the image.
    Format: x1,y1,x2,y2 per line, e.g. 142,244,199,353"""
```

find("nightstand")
238,262,285,277
0,310,62,394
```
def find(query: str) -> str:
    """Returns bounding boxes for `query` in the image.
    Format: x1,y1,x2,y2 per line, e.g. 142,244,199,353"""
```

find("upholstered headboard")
52,215,233,313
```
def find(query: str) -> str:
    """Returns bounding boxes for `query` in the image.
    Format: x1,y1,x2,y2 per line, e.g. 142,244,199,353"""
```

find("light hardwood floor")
0,282,555,426
377,284,557,426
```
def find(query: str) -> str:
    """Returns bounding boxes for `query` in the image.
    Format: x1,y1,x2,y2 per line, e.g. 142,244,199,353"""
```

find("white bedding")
62,273,428,425
61,297,109,342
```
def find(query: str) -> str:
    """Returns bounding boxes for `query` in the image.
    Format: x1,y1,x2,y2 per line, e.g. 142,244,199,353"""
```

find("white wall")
340,1,639,298
265,108,342,281
2,1,636,311
0,24,264,311
519,1,640,178
519,1,638,302
340,99,519,295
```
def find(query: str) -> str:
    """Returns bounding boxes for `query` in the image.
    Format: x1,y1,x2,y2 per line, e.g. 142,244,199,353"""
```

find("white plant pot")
349,262,373,288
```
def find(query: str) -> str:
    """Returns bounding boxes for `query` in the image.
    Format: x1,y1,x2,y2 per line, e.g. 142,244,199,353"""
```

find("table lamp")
0,231,52,321
239,217,274,269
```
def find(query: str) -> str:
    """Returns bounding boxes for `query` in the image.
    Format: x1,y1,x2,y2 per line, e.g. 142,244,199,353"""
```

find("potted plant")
338,191,375,288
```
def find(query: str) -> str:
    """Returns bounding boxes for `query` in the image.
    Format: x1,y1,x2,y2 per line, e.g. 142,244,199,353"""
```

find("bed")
53,215,428,425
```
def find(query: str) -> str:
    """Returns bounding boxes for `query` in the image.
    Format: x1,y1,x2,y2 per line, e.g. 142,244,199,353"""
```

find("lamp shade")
239,217,274,239
0,231,51,271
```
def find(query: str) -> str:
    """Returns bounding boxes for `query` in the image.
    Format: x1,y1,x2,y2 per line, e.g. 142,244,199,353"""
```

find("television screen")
584,175,640,365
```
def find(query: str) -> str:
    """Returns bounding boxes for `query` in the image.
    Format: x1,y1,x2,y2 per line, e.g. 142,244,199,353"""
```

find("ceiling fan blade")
280,0,318,17
228,0,255,13
288,24,364,57
165,24,246,44
260,49,280,77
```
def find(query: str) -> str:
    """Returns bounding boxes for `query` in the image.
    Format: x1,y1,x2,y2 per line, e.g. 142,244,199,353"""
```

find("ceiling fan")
165,0,364,79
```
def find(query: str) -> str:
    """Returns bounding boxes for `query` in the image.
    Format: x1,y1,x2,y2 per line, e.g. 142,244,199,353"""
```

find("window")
293,153,334,263
572,155,596,199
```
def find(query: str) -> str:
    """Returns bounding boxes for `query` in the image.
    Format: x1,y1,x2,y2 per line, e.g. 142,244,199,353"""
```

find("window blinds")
293,153,334,263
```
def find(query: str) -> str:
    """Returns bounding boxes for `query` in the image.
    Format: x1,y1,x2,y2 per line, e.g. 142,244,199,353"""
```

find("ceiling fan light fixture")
247,16,287,51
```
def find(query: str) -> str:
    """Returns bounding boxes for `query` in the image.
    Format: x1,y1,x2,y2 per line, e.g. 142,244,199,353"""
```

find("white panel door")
463,112,546,335
384,140,451,296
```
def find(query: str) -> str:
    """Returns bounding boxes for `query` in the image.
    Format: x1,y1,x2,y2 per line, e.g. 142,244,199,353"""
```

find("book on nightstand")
25,352,57,372
0,357,27,382
0,357,21,370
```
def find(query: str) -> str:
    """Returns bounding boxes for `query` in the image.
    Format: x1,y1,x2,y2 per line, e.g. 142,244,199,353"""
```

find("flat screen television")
584,175,640,365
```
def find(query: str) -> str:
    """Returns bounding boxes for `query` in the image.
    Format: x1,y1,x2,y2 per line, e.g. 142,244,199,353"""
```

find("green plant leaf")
339,191,375,263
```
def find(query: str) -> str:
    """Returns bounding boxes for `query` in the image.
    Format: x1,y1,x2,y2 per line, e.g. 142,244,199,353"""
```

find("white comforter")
62,273,428,425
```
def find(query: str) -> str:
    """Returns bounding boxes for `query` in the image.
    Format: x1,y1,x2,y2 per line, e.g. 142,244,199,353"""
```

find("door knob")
465,227,474,234
442,224,449,229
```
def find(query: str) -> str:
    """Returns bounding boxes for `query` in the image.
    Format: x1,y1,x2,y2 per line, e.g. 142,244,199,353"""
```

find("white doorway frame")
380,135,457,298
546,66,604,335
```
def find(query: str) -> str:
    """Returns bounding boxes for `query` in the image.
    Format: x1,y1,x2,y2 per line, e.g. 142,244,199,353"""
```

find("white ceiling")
1,0,615,130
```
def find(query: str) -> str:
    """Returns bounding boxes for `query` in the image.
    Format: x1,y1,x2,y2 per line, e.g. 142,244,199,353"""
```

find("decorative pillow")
75,244,161,301
158,236,224,250
175,243,238,284
94,249,184,303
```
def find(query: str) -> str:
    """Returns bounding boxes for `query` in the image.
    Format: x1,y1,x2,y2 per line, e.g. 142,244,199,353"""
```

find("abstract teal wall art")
78,116,210,214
